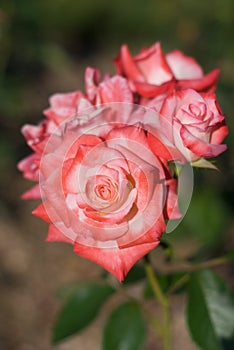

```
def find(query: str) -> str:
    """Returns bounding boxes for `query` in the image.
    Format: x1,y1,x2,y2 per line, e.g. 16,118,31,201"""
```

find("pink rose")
17,119,58,199
32,105,180,281
114,42,220,98
17,41,229,282
18,69,133,199
148,89,228,163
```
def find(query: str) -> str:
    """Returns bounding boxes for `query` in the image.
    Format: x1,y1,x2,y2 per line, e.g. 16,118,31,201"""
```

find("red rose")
114,42,220,98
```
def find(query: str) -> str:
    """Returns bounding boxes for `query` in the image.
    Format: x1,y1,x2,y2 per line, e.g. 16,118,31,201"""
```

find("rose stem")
144,255,172,350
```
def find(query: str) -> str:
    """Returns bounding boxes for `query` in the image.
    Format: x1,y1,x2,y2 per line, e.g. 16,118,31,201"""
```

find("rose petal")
135,42,174,85
17,154,39,181
98,75,133,104
180,125,227,157
147,131,182,161
117,182,166,248
134,80,174,98
211,123,229,145
166,50,203,80
114,44,144,82
43,106,77,124
41,169,71,227
32,202,52,223
164,179,181,220
176,69,220,92
21,184,41,199
74,240,159,281
21,122,50,153
46,224,74,244
49,91,84,108
85,67,101,102
84,188,137,224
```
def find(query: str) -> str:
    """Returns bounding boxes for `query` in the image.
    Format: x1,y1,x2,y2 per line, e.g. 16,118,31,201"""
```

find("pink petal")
113,45,145,82
46,224,74,244
43,92,84,124
64,144,128,194
131,167,150,212
98,75,133,104
49,91,84,108
21,122,49,152
21,184,41,199
181,125,227,158
135,42,173,85
166,50,203,79
85,67,101,102
21,123,43,141
32,202,52,223
77,97,94,114
106,123,149,147
134,80,174,98
211,123,228,144
74,240,159,281
164,179,181,220
147,131,181,161
84,188,137,224
119,214,165,249
174,88,204,106
43,106,77,124
117,183,166,248
17,154,39,181
41,168,71,227
142,93,167,111
176,69,220,92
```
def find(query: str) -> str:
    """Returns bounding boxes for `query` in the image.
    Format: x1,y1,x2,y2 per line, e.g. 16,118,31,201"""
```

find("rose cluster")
18,42,228,281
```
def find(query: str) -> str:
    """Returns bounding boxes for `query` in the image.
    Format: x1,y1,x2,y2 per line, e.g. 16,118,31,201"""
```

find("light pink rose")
148,89,228,162
31,105,180,281
18,69,133,199
114,42,220,98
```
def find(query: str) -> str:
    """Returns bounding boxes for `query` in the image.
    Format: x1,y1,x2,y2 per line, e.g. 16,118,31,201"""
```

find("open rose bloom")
18,42,228,281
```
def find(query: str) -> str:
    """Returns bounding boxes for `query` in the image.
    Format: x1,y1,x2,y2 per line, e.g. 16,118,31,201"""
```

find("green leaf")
53,282,114,344
102,301,146,350
186,269,234,350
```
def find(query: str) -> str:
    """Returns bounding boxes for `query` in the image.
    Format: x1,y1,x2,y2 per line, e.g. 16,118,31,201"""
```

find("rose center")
189,103,206,119
94,177,118,203
95,184,112,200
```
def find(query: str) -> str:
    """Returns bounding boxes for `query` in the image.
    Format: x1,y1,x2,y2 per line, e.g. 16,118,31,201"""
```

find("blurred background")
0,0,233,349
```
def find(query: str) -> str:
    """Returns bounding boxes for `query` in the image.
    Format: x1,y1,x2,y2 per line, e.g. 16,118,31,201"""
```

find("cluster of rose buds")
18,42,228,281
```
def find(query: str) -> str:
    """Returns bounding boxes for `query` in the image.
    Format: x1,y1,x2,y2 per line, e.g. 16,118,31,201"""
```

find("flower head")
18,41,228,281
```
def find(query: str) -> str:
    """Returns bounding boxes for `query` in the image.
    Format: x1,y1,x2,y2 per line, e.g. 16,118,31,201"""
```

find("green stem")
144,259,172,350
167,273,190,295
